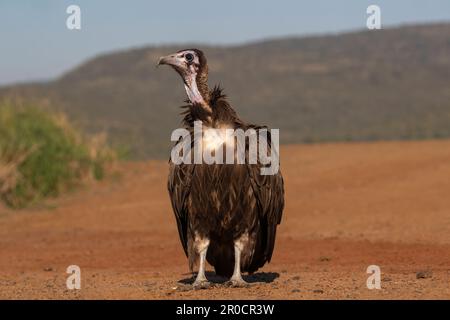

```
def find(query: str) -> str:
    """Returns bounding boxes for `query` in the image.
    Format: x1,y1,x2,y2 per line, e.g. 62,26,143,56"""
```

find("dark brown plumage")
159,49,284,287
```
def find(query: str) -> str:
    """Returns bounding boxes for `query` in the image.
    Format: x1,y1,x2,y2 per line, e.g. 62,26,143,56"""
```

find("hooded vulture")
158,49,284,288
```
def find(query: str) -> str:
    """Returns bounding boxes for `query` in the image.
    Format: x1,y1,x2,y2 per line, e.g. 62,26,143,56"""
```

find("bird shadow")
178,271,279,286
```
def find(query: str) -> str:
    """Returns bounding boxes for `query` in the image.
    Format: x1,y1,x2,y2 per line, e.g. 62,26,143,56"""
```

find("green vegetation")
0,100,116,208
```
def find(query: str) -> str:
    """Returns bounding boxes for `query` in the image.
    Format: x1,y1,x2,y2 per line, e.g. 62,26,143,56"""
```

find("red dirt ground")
1,140,450,299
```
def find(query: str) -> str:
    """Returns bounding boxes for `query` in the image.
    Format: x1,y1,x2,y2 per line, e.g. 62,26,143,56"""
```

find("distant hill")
1,23,450,159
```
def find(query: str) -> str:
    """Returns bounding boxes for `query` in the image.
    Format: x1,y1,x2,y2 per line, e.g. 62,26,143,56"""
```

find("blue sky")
1,0,449,85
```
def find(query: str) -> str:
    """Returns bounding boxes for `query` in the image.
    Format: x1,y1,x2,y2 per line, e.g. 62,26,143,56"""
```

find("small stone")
416,270,432,279
319,256,331,262
313,289,324,294
291,276,300,281
43,267,53,272
291,289,300,293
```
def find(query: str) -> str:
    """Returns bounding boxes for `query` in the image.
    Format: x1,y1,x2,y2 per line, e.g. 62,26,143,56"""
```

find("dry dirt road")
1,140,450,299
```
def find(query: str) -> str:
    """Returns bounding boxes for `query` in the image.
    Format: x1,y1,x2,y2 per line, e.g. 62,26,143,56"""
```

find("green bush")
0,100,116,208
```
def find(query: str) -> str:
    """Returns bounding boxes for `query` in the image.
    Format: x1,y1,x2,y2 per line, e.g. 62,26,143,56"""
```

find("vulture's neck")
184,71,212,115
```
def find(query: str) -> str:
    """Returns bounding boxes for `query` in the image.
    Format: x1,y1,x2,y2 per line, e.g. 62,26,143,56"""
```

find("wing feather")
167,162,195,256
246,129,284,262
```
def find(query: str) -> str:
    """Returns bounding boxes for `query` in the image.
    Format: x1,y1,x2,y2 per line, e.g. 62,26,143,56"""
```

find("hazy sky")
1,0,449,85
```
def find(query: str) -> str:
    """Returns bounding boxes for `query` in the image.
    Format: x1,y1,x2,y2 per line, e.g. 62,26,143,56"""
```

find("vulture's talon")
192,280,211,290
225,279,250,288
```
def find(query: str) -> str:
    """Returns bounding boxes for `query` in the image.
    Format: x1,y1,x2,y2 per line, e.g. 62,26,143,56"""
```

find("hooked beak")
157,54,182,68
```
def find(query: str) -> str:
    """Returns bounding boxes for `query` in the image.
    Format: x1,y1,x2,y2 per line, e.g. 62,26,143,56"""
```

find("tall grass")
0,100,116,208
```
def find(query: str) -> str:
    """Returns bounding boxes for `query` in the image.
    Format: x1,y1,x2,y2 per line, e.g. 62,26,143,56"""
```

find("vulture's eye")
185,53,194,63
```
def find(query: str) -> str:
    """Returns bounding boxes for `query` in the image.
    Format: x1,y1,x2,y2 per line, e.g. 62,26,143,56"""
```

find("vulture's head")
158,49,210,106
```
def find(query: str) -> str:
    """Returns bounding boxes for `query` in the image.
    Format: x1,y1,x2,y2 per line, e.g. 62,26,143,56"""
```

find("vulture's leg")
193,237,210,289
228,234,250,287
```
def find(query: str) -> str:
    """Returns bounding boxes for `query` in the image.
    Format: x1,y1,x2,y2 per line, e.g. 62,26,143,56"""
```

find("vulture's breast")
188,163,259,238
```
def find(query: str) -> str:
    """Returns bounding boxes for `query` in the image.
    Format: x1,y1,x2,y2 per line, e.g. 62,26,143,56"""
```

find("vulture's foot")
192,279,211,290
225,279,250,288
